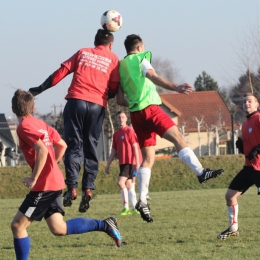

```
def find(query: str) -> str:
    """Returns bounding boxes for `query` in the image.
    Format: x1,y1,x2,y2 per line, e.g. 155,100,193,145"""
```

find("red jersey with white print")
112,126,139,165
242,112,260,170
17,116,65,191
62,45,120,108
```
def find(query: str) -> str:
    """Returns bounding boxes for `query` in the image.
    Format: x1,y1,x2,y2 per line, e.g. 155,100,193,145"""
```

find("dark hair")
124,34,143,53
94,29,114,46
116,110,126,116
12,89,34,117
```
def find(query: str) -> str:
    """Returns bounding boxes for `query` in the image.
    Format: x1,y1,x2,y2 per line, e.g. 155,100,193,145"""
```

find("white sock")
178,147,203,176
120,188,129,209
227,204,238,231
128,188,137,210
138,167,151,204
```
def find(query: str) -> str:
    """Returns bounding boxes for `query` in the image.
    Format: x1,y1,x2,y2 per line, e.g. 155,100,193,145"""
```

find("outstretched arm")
29,66,70,96
146,69,194,94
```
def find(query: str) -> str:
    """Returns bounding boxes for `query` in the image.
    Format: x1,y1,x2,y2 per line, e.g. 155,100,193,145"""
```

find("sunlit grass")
1,188,260,260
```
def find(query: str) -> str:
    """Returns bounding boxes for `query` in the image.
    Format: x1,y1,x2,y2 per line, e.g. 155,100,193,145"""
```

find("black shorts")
119,164,135,179
229,166,260,195
19,190,65,221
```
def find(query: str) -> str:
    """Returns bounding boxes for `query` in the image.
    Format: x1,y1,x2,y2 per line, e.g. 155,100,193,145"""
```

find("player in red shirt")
218,93,260,239
105,111,140,215
11,90,122,260
28,29,120,213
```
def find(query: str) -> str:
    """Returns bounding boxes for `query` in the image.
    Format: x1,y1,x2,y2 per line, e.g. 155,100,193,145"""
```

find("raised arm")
29,66,70,96
146,69,194,94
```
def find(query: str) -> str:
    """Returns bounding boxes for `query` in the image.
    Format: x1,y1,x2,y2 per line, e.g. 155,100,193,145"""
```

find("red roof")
159,91,239,132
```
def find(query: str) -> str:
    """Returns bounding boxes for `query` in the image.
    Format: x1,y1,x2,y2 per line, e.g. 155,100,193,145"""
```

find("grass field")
1,188,260,260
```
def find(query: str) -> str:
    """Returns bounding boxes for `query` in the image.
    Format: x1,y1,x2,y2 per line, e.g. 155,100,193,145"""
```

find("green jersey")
119,51,161,112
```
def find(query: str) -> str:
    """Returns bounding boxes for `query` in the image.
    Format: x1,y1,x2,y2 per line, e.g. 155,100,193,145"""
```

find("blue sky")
1,0,259,119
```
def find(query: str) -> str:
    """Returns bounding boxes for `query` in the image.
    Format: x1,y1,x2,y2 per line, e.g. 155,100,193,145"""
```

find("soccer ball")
100,10,123,32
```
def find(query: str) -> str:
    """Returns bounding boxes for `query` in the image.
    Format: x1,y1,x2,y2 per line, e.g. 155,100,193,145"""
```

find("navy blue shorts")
229,166,260,195
19,190,65,221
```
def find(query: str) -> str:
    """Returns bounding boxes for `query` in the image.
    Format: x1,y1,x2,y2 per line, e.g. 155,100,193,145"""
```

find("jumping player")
218,93,260,239
11,90,122,260
105,111,140,215
28,29,120,213
117,34,224,222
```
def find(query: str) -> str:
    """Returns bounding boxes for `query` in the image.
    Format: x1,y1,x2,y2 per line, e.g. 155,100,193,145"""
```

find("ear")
108,42,113,50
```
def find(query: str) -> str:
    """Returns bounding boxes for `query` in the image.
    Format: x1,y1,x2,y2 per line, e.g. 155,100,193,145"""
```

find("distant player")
105,111,140,215
218,93,260,239
117,34,224,222
11,90,122,259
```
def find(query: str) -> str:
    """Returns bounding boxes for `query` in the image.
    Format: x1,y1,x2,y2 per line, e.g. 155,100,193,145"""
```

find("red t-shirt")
17,116,65,191
112,126,140,165
62,45,120,107
242,112,260,170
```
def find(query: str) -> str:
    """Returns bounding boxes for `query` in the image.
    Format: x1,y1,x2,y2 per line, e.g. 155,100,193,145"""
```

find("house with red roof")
156,91,240,156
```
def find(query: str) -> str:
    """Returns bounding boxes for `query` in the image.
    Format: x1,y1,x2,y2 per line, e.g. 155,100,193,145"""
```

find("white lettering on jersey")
79,51,112,73
38,129,52,146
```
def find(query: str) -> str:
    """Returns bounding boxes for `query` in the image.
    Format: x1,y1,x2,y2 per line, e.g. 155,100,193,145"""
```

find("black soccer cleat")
78,189,92,213
197,168,224,184
135,200,153,223
217,227,239,240
63,188,77,207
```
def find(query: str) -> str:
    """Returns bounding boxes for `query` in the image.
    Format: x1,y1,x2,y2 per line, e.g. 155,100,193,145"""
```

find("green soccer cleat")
120,208,131,216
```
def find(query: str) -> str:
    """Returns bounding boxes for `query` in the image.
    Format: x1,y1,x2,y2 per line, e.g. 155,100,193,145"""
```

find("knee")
50,229,66,236
11,220,22,235
225,192,233,204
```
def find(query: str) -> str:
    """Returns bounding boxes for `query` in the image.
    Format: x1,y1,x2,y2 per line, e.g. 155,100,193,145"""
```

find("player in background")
117,34,224,223
28,29,120,213
218,93,260,239
105,111,140,215
10,90,122,259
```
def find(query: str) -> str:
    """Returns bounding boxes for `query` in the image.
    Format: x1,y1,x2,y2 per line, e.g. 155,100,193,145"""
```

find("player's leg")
63,99,85,206
162,120,224,183
79,102,105,213
11,211,32,260
218,167,251,239
217,189,241,239
126,178,139,214
45,196,122,247
117,174,130,215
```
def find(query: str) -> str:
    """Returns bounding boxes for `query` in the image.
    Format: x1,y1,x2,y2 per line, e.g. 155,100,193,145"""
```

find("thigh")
19,190,63,221
119,164,134,179
83,102,105,145
63,99,87,144
229,167,254,194
130,111,157,148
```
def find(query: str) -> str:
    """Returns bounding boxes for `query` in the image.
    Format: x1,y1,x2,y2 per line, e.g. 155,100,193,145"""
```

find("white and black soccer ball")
100,10,123,32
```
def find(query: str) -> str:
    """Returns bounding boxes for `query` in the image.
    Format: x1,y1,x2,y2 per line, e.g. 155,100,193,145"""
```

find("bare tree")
193,116,204,156
152,57,181,93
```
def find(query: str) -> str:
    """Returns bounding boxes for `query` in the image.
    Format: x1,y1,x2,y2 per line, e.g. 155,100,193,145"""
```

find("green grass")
1,188,260,260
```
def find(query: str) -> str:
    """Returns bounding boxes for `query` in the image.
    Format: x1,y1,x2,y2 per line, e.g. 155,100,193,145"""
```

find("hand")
29,86,42,96
105,165,110,174
176,83,194,95
235,137,244,154
23,177,36,189
246,145,260,162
